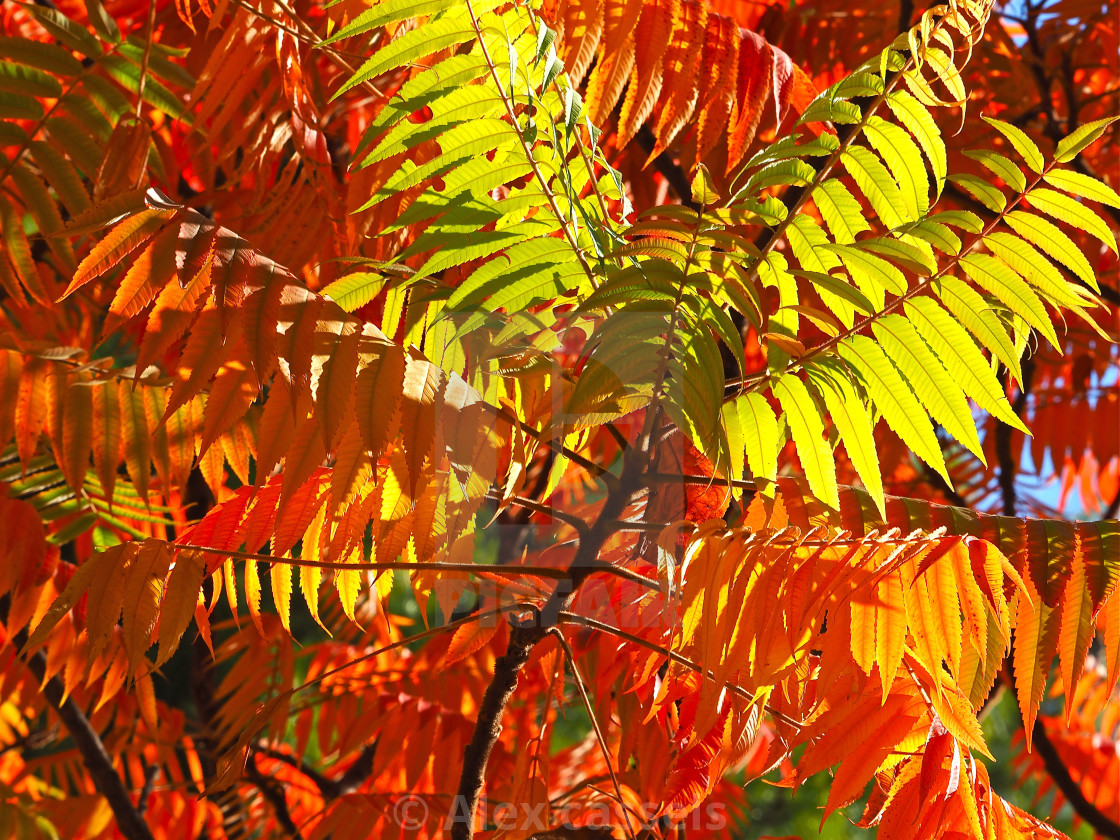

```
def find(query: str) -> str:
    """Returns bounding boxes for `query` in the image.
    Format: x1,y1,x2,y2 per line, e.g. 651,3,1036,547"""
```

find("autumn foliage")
0,0,1117,837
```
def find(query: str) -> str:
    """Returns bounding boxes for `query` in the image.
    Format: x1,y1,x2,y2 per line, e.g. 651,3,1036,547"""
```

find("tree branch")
633,126,699,210
451,409,658,839
995,356,1034,516
0,592,154,840
137,760,159,816
897,0,915,35
334,741,378,797
191,633,251,840
1001,659,1120,838
1026,719,1120,838
23,649,155,840
945,182,1120,306
1103,488,1120,521
253,740,378,799
253,743,337,797
924,462,970,508
246,753,306,840
451,622,541,839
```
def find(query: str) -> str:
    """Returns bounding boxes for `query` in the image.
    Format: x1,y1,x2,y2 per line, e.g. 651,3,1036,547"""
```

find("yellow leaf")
1012,576,1061,747
874,572,907,702
907,569,944,699
299,504,328,632
271,561,292,634
926,677,992,760
335,548,362,624
222,557,239,626
244,560,263,636
850,586,877,677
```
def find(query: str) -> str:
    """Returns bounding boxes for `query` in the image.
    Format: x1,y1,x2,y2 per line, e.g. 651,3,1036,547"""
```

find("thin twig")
135,0,158,119
487,491,590,536
486,403,614,485
295,608,510,696
451,401,656,838
462,0,594,281
137,761,159,816
725,162,1055,399
549,629,638,840
451,622,541,840
604,422,630,451
1026,719,1120,839
172,541,656,587
0,593,153,840
556,611,803,731
253,743,336,797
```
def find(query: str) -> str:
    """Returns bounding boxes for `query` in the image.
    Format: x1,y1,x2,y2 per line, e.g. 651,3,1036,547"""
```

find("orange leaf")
927,679,992,760
157,549,208,667
91,380,122,501
0,496,48,595
15,358,49,469
137,251,211,373
445,617,501,665
53,372,93,494
584,0,640,125
1104,592,1119,696
650,0,707,156
64,209,169,298
119,382,152,502
0,350,23,453
122,542,172,675
166,304,227,417
849,579,877,677
908,570,945,699
616,0,673,144
874,570,907,702
561,0,605,84
273,470,328,557
254,381,298,485
199,355,257,457
399,356,439,494
1012,575,1061,748
311,317,359,452
822,699,924,823
1057,541,1094,719
93,118,152,202
355,341,405,464
75,544,135,666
